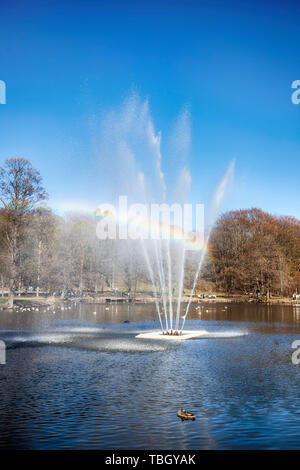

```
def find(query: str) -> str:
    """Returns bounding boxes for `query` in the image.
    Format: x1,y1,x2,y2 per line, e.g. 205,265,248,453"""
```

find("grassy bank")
0,293,298,310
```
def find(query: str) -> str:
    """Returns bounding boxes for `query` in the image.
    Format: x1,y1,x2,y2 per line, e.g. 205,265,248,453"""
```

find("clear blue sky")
0,0,299,218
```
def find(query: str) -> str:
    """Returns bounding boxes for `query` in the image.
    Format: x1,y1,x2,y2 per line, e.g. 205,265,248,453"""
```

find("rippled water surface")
0,302,300,449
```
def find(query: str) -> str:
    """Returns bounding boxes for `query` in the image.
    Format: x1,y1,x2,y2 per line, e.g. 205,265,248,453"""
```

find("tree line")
210,208,300,298
0,158,299,306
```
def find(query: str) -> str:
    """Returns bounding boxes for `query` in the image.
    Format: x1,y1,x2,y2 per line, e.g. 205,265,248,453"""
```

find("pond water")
0,302,300,449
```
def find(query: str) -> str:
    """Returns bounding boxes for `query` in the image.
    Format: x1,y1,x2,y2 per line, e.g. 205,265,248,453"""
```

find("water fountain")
97,93,235,340
135,161,235,341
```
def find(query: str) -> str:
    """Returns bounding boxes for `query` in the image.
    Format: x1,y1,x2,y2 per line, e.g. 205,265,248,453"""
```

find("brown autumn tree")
276,216,300,294
210,208,290,297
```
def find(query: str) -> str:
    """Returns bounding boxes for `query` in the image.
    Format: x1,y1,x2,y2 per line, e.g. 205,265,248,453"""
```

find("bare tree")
0,158,47,306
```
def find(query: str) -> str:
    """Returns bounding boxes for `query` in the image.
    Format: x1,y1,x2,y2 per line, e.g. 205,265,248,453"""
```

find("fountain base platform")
135,330,209,341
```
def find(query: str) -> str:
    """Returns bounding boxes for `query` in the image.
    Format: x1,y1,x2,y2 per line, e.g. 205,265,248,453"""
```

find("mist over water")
1,302,247,354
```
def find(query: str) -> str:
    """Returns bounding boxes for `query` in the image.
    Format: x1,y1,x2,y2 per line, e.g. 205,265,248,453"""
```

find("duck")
177,408,195,421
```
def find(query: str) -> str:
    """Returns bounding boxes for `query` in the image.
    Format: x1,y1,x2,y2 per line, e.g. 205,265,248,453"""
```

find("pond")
0,302,300,449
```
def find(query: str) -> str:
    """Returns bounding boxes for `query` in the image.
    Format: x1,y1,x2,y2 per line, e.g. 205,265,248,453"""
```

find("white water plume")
97,92,235,335
98,92,167,203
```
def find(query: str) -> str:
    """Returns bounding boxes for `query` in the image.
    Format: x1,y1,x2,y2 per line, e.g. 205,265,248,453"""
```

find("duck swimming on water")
177,408,195,421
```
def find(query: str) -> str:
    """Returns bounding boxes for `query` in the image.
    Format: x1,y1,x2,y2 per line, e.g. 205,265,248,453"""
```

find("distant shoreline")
1,294,299,310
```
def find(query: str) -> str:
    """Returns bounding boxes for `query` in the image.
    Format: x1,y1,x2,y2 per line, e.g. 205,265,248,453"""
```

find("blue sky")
0,0,299,218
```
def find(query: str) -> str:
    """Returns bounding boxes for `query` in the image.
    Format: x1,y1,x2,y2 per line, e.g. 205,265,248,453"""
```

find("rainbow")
94,208,206,253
